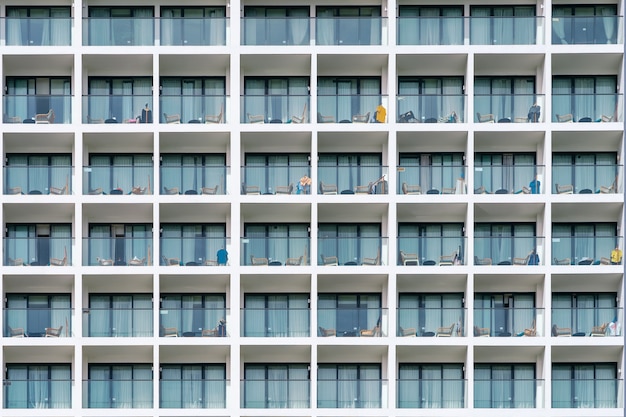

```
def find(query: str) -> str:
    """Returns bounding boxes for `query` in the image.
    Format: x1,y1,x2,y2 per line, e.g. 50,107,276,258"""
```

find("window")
474,223,537,265
243,294,309,337
5,77,71,123
5,364,71,408
87,294,152,337
475,153,536,193
398,223,464,265
160,364,226,408
5,294,70,338
6,7,71,46
243,153,309,194
160,77,225,122
244,77,309,123
87,7,153,46
552,152,618,193
552,363,617,408
5,224,71,266
398,6,463,45
318,294,381,337
397,77,464,121
474,293,535,336
87,154,152,195
160,224,226,265
319,153,382,193
470,6,536,45
243,224,309,265
474,77,536,121
553,5,618,44
161,7,226,46
316,6,381,45
87,364,152,408
243,364,309,408
398,293,464,337
318,77,380,121
399,153,465,191
552,76,617,122
87,77,152,122
552,223,617,265
160,153,226,194
552,293,618,335
160,294,226,336
87,224,152,266
243,7,309,45
398,364,464,408
474,364,535,408
6,154,72,194
317,363,381,408
318,223,381,266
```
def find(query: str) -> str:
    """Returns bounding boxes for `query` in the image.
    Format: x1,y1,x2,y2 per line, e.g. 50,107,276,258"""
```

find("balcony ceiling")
241,54,311,76
474,203,544,222
83,202,153,222
161,274,230,292
397,131,468,151
474,346,544,362
83,345,153,362
474,53,544,76
397,346,467,363
552,273,622,292
5,346,73,363
474,131,544,152
160,203,230,222
318,202,388,222
3,54,73,76
241,274,310,292
160,54,229,76
551,202,623,222
397,54,467,76
4,274,74,293
397,274,467,293
242,345,311,363
552,345,622,363
242,131,311,153
241,202,311,222
318,345,388,362
84,132,153,152
84,274,153,293
161,345,229,363
318,131,388,151
318,274,387,292
4,203,74,223
4,133,74,153
397,202,467,223
83,54,152,75
552,52,622,75
317,54,388,76
552,131,622,152
161,132,230,152
474,273,544,293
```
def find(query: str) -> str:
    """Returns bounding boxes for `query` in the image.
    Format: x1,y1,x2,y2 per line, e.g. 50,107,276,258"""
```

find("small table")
23,119,35,124
344,261,358,266
269,261,282,266
188,119,201,124
105,118,118,123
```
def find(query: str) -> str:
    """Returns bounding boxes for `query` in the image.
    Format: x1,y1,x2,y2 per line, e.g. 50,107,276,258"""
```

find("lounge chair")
360,325,380,337
162,256,180,266
45,325,63,337
8,258,24,266
35,109,55,124
600,257,611,265
321,254,338,266
131,186,147,195
7,186,22,195
202,185,219,195
50,247,68,266
317,112,335,123
286,255,303,266
355,184,372,194
352,111,370,123
205,104,224,123
554,257,571,265
439,252,456,266
164,186,179,195
319,326,336,337
555,183,574,194
9,326,26,337
552,324,572,337
436,323,455,337
523,320,537,336
474,256,492,265
591,323,608,337
601,115,613,122
275,183,294,195
474,326,490,337
247,113,265,124
476,112,495,123
556,113,573,123
162,326,178,337
50,185,67,195
402,182,422,195
362,248,380,266
513,252,531,265
291,103,307,123
250,255,269,266
129,257,145,266
88,187,103,195
320,181,338,195
242,184,260,195
87,116,104,124
399,326,417,337
163,113,181,124
400,251,419,265
96,257,113,266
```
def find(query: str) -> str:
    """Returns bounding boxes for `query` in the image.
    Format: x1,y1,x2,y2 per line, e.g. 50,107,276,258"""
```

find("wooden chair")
319,326,336,337
321,254,338,266
292,103,307,123
205,104,224,124
352,111,370,123
476,112,495,123
202,185,219,195
402,182,422,195
320,181,338,195
400,251,419,265
163,113,181,124
35,109,55,124
362,247,380,266
250,255,269,266
555,183,574,194
45,325,63,337
50,247,68,266
436,323,455,337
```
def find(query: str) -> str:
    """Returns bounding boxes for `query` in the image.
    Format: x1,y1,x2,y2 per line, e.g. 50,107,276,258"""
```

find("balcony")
160,95,227,124
241,236,310,266
4,95,72,124
4,237,72,267
474,307,544,337
317,94,387,123
552,15,623,45
82,307,152,337
552,93,623,123
396,236,467,266
470,16,543,45
160,379,227,408
397,307,466,337
5,307,72,337
473,237,544,266
317,379,385,407
241,307,309,337
5,16,72,46
318,307,387,337
82,379,153,407
551,236,621,265
83,165,153,196
83,17,154,46
160,16,227,46
241,379,310,407
474,94,545,123
396,94,465,123
241,95,309,124
397,379,465,407
241,165,311,195
552,379,622,408
4,165,72,195
315,16,384,45
552,307,623,337
474,379,541,408
242,17,310,45
474,165,544,195
319,165,388,195
397,165,466,195
397,16,464,45
552,164,622,194
160,237,229,266
160,307,227,337
161,165,228,195
5,379,72,408
82,95,153,124
82,236,153,266
318,237,388,266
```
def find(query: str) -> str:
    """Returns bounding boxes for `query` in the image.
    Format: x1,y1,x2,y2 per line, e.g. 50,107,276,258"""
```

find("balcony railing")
315,17,385,45
5,379,72,408
552,93,623,123
474,379,541,408
474,94,545,123
396,236,467,266
160,379,227,408
397,307,466,337
551,307,623,337
4,95,72,124
160,308,228,337
318,307,388,337
4,307,72,337
397,16,464,45
552,379,622,408
241,95,309,124
4,165,72,195
82,237,153,266
241,236,310,266
83,165,153,195
474,307,544,337
552,164,622,194
83,17,154,46
318,236,388,266
241,379,310,407
317,379,385,407
397,165,466,195
241,165,311,195
241,307,309,337
5,17,72,46
160,237,230,266
470,16,543,45
82,95,153,124
474,165,545,195
82,308,153,337
552,15,623,45
317,94,388,123
396,94,465,123
160,165,228,195
473,237,545,266
82,380,153,408
4,237,72,266
160,17,227,46
242,17,310,45
319,165,388,195
160,95,227,124
551,235,622,265
397,379,466,407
